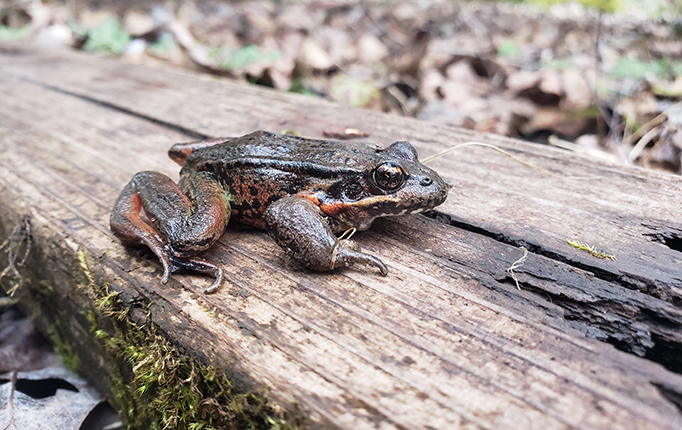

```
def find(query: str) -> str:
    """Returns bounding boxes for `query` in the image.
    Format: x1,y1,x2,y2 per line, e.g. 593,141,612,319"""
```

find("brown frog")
110,131,450,293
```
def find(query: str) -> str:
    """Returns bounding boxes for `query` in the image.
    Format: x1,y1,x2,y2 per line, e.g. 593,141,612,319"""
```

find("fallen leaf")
276,3,321,30
616,91,659,128
299,38,334,71
506,70,540,93
240,1,277,42
539,69,564,99
520,107,568,134
314,27,357,67
561,68,593,111
328,73,382,109
419,69,445,101
644,124,682,172
123,10,157,36
323,126,370,139
0,367,102,430
168,20,234,76
357,33,388,64
0,317,60,373
653,75,682,98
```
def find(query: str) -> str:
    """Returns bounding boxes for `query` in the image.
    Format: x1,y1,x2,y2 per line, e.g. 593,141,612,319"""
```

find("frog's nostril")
420,177,433,186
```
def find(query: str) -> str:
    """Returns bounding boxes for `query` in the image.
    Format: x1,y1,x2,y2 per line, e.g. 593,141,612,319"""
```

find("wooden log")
1,43,681,429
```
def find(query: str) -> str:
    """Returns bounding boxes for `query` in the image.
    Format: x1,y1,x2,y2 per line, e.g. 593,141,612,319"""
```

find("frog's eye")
372,162,406,192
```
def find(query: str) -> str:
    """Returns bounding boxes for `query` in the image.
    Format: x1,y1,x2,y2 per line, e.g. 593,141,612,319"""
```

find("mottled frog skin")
110,131,450,293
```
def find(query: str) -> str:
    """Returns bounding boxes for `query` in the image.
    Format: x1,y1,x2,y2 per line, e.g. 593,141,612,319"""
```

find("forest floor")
2,0,681,172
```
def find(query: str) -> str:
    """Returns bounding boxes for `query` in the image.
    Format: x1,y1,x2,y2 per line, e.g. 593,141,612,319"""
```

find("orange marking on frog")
318,201,351,217
297,194,320,206
296,193,351,216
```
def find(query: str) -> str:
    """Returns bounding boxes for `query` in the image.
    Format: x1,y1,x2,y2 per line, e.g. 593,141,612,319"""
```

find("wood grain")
1,43,681,429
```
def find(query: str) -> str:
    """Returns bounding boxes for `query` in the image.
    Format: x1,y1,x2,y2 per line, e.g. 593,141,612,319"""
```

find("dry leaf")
300,38,334,71
0,367,102,430
539,69,564,99
323,127,370,139
357,33,388,64
419,69,445,102
506,70,540,93
123,10,157,36
561,68,593,111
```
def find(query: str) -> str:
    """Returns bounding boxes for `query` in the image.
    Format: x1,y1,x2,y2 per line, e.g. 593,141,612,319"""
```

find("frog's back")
180,131,383,229
184,130,380,171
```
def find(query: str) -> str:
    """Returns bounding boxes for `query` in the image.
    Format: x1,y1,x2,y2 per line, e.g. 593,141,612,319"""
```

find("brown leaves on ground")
2,0,681,173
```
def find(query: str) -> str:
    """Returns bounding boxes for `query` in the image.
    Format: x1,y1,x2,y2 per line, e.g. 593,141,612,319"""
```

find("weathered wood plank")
5,42,681,372
5,44,682,299
1,43,681,429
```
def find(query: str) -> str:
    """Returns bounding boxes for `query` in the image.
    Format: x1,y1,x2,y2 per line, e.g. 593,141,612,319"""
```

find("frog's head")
310,141,451,231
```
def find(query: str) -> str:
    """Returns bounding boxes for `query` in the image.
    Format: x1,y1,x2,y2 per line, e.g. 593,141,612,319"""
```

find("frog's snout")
421,175,450,209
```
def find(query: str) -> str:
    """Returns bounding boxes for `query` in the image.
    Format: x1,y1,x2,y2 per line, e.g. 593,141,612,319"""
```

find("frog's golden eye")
372,162,406,192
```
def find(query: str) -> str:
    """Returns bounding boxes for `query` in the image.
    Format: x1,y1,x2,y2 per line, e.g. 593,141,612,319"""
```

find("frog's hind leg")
110,171,230,293
168,138,230,165
110,176,174,282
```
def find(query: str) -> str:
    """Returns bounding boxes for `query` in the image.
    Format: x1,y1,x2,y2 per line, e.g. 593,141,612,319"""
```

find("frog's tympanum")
110,131,450,293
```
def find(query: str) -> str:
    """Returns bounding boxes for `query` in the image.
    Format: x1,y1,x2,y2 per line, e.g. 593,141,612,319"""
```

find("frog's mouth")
310,185,448,222
297,168,449,228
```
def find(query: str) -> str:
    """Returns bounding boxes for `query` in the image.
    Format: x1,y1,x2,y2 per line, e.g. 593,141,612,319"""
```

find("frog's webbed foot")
110,171,229,294
263,197,388,276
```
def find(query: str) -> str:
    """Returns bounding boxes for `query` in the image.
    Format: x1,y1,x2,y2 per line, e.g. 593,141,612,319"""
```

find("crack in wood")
422,210,676,300
642,223,682,254
652,382,682,414
421,210,682,376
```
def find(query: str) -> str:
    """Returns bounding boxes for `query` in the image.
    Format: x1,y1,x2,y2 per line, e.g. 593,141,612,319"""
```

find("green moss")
36,279,81,373
46,325,82,373
77,251,300,430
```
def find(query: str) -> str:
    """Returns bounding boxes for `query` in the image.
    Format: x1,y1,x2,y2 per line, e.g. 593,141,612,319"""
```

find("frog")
110,130,450,293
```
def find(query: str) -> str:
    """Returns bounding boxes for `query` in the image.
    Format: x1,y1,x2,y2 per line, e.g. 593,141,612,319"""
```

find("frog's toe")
154,248,174,284
168,254,223,294
202,270,223,294
361,254,388,276
333,240,388,276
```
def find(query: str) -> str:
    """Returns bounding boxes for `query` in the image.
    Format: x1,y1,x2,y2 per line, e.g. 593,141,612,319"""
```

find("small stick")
421,141,557,177
506,247,528,291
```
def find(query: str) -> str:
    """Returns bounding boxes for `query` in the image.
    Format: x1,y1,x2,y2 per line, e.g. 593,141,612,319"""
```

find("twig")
0,214,32,296
0,297,17,306
384,84,409,114
506,247,528,291
628,125,662,162
421,141,557,177
548,135,622,164
4,370,18,430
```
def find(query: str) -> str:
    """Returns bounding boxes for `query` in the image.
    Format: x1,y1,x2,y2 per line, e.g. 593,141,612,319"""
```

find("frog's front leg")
110,171,230,293
263,197,388,276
